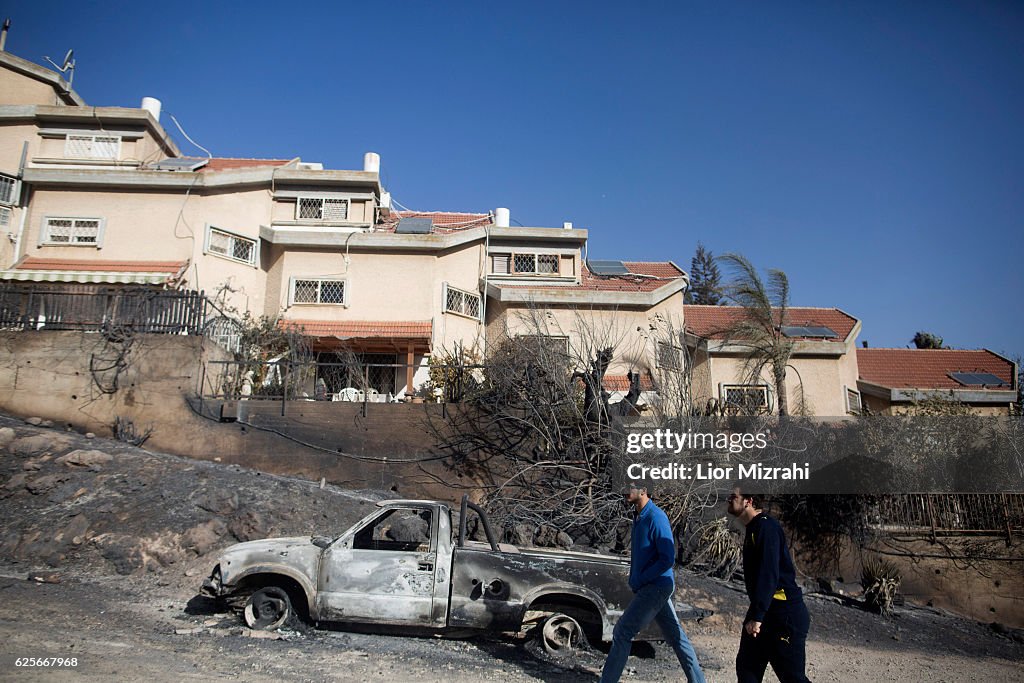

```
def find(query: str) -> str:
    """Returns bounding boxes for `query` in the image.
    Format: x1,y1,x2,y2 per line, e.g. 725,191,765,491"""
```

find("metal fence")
0,284,206,335
871,493,1023,540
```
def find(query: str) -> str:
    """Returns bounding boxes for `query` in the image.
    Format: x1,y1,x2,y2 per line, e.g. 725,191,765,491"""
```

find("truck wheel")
243,587,292,630
540,613,584,657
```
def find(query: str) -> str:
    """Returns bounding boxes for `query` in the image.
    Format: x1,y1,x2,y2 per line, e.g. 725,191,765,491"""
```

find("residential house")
684,305,863,416
0,47,688,402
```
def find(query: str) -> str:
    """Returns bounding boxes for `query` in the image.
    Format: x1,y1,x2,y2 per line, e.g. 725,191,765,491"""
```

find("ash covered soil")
0,414,1022,682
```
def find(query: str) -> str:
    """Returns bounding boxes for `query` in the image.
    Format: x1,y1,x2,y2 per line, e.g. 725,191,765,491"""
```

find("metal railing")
871,493,1023,541
0,284,207,335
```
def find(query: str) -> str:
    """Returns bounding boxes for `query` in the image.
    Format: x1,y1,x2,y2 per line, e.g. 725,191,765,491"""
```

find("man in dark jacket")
600,480,705,683
727,487,811,683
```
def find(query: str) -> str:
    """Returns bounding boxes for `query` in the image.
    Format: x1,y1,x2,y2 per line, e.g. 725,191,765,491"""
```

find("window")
353,508,433,552
0,174,17,205
64,134,120,160
297,196,349,221
491,251,562,276
846,387,862,414
0,207,10,229
721,384,769,414
444,283,481,319
206,226,258,265
517,335,570,357
290,278,347,305
42,217,102,246
657,342,683,370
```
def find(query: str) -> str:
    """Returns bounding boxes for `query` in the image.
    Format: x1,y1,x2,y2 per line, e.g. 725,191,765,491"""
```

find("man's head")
623,480,652,507
726,487,763,523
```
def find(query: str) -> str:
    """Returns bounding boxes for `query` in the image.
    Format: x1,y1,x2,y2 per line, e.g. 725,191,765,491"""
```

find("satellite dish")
43,47,76,88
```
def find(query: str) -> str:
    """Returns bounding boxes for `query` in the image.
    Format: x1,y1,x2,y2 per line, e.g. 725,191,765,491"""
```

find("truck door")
317,506,441,626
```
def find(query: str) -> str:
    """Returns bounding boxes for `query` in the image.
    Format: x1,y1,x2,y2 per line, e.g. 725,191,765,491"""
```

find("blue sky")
5,1,1023,360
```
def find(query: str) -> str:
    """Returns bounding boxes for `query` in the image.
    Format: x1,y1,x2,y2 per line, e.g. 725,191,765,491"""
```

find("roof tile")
684,305,859,342
282,319,432,340
15,257,187,274
857,348,1015,390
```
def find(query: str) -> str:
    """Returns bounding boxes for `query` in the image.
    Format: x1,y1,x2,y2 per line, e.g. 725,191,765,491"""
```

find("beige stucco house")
0,47,691,401
684,305,863,417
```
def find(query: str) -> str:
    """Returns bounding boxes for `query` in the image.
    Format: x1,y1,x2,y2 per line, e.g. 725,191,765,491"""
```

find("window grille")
537,254,559,274
292,279,346,305
207,227,256,265
0,174,17,205
0,208,10,228
722,385,769,414
513,253,537,273
518,335,570,358
444,284,481,319
657,341,682,370
64,134,120,160
44,217,101,245
297,197,349,221
846,387,863,414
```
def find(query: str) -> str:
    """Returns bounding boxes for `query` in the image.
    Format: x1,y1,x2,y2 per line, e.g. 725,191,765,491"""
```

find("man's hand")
744,620,762,638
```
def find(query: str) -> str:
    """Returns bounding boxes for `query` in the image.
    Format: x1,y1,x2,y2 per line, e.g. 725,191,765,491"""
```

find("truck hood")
218,536,323,585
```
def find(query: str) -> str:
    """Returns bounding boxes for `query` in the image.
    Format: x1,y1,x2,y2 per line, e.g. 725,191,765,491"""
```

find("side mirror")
311,535,332,549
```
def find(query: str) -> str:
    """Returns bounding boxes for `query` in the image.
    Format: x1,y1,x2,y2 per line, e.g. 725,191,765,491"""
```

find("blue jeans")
600,581,705,683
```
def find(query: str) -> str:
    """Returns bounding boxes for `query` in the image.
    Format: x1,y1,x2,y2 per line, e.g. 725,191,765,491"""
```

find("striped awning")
0,269,175,285
1,257,188,286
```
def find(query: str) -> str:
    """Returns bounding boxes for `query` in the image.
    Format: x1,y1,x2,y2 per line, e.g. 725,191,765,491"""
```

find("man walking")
600,480,705,683
727,487,811,683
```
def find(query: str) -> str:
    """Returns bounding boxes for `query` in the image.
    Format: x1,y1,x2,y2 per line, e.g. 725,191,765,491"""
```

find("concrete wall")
0,66,61,106
0,330,475,501
694,344,859,417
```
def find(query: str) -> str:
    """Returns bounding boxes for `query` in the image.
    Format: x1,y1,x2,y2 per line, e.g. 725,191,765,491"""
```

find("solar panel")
781,325,838,338
588,260,630,275
151,157,209,172
949,372,1007,387
395,218,434,234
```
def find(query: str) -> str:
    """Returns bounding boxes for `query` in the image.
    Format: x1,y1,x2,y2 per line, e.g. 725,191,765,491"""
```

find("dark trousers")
736,598,811,683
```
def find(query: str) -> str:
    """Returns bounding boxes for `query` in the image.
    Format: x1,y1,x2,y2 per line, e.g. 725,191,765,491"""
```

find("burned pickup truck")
202,496,701,652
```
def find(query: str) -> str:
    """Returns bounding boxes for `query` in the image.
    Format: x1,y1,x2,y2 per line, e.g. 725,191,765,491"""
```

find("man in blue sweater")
600,480,705,683
727,487,811,683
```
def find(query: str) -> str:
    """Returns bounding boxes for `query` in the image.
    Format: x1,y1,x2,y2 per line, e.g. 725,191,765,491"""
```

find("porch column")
405,344,415,395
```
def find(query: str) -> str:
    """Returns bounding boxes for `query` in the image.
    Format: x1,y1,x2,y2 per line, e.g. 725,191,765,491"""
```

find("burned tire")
243,586,292,630
540,613,585,657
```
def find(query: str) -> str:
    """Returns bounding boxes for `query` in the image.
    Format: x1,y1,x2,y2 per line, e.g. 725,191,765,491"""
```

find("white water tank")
141,97,162,121
495,207,510,228
364,152,380,174
563,221,573,230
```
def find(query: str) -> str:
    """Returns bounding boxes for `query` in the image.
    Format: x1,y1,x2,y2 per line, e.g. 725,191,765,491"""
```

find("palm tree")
717,253,795,416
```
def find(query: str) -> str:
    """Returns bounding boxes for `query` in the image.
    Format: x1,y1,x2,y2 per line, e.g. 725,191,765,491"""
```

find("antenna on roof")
43,48,76,87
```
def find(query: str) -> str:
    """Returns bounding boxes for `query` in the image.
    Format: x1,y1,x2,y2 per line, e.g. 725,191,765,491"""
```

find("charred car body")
201,496,696,650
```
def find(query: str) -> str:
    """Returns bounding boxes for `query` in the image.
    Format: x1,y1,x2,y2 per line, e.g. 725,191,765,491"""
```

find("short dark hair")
734,487,764,509
626,479,654,496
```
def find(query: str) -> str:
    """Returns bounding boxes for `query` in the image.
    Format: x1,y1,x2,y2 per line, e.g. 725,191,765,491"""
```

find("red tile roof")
15,257,187,274
857,348,1015,390
282,320,433,340
684,305,859,342
602,373,656,392
198,157,293,172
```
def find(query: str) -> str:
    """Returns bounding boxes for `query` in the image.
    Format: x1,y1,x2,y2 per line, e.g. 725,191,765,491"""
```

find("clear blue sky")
5,1,1023,361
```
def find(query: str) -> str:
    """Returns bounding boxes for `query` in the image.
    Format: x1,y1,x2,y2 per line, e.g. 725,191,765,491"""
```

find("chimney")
363,152,380,174
140,97,162,122
494,207,510,228
862,340,869,348
1,19,10,52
